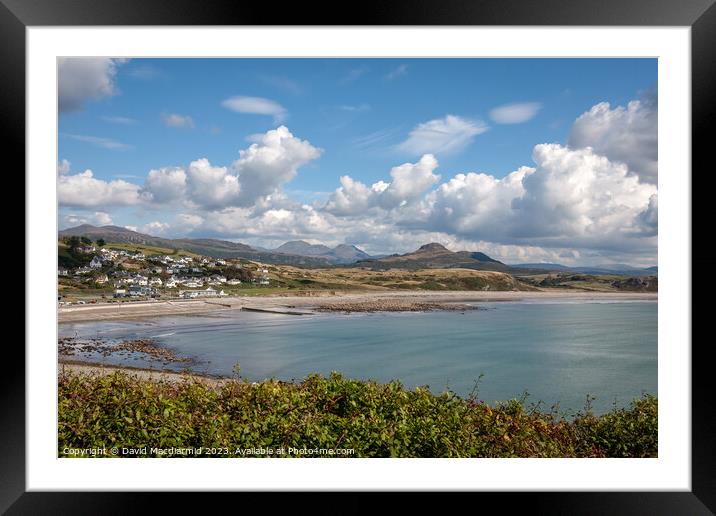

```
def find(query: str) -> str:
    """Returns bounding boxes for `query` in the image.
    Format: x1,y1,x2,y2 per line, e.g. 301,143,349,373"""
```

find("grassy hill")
356,243,511,272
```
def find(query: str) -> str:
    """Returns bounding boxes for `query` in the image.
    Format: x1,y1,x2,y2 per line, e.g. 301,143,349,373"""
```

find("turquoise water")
59,300,657,415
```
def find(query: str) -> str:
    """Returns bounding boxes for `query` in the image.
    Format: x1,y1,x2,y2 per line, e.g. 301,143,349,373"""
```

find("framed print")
8,0,715,512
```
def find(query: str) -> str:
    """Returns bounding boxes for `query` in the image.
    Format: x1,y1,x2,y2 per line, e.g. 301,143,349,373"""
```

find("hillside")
59,225,330,266
356,243,511,272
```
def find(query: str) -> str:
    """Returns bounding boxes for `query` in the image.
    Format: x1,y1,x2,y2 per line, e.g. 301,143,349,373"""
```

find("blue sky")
58,58,658,266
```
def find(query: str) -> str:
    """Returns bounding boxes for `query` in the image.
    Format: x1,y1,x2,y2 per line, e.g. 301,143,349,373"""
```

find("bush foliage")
58,371,657,458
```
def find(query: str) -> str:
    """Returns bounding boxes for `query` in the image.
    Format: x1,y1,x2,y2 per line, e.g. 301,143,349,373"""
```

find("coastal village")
58,236,269,305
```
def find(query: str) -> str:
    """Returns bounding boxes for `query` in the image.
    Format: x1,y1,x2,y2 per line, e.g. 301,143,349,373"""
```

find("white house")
95,274,109,284
227,279,242,285
132,275,149,286
89,256,103,268
179,287,218,299
149,277,163,286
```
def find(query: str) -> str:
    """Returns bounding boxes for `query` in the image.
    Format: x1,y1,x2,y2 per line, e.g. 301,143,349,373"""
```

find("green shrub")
58,371,657,458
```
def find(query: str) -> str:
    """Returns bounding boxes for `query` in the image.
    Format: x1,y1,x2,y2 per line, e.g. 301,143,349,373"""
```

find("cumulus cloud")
88,126,322,211
221,96,287,122
58,58,126,113
58,170,142,208
325,154,440,215
396,115,488,156
230,126,322,206
510,144,657,245
426,166,535,237
57,105,657,264
423,144,656,252
489,102,542,124
142,167,187,203
161,113,194,128
140,221,170,235
568,96,657,184
57,159,71,175
185,158,240,210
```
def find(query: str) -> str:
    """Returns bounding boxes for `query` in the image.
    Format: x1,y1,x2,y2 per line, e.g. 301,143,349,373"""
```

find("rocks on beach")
58,337,191,363
315,299,477,313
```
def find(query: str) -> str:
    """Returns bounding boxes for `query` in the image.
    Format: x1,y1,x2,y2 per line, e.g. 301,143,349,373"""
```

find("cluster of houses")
60,244,272,300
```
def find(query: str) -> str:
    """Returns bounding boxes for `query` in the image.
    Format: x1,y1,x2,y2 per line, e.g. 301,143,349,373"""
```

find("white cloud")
513,144,657,246
425,143,656,252
57,105,656,264
325,154,440,215
568,96,657,184
140,221,170,235
185,158,240,210
58,58,127,113
426,166,534,237
396,115,488,156
340,66,369,84
65,134,131,150
140,126,322,211
385,64,408,81
338,104,371,112
231,126,322,206
324,176,375,216
258,75,302,95
142,167,187,203
176,213,204,231
59,170,142,208
161,113,194,128
57,159,71,175
102,116,137,125
60,211,113,229
489,102,542,124
221,96,287,122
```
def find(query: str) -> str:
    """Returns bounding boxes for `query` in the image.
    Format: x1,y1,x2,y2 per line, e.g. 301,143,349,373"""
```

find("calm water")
59,300,657,414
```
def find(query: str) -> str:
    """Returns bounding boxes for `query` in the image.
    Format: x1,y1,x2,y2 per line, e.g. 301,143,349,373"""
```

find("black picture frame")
7,0,714,512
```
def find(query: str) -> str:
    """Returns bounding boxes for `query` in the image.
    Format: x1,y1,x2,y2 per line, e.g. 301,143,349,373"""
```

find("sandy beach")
58,290,657,323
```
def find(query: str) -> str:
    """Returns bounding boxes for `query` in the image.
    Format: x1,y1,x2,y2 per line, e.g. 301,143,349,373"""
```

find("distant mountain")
276,241,332,256
510,262,658,276
273,240,372,264
58,225,331,266
355,242,510,272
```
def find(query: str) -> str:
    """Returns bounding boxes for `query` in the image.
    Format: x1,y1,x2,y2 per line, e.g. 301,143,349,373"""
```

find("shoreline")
59,359,231,387
58,290,657,323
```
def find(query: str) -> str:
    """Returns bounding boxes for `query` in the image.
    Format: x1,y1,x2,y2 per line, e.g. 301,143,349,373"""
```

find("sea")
58,299,657,415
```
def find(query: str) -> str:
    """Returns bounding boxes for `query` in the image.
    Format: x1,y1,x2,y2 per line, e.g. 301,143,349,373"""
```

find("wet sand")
58,290,657,323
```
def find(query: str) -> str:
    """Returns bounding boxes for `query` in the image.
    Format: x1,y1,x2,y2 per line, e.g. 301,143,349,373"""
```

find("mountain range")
58,225,656,274
59,225,371,266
